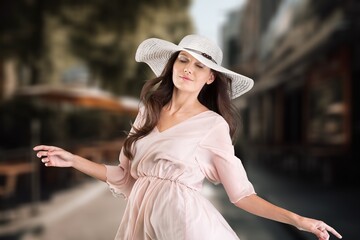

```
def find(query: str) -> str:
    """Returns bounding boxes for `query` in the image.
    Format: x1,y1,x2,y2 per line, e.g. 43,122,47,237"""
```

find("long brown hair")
123,51,240,160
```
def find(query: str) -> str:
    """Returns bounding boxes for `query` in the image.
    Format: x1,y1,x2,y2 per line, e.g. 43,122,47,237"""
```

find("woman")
34,35,342,240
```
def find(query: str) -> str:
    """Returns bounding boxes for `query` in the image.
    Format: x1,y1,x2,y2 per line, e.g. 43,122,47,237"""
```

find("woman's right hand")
33,145,74,168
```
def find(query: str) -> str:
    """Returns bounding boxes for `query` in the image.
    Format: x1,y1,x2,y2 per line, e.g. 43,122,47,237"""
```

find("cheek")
172,65,182,79
199,73,212,85
173,61,182,72
172,67,178,80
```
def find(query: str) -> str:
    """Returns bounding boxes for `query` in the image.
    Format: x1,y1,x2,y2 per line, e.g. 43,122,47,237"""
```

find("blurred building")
222,0,359,184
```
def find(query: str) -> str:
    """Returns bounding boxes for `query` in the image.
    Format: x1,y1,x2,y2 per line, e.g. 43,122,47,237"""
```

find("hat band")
183,48,217,64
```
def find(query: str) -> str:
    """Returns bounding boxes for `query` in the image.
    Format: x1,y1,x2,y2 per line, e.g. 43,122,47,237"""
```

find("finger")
44,162,52,167
314,228,326,240
33,145,50,151
48,150,66,157
318,226,325,231
36,151,48,158
33,145,61,151
325,225,342,239
320,231,329,240
41,158,52,167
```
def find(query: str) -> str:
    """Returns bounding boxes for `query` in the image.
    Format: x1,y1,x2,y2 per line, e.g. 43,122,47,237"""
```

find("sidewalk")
0,180,126,240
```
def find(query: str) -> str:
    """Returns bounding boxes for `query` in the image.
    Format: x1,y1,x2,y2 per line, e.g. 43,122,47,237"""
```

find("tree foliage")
0,0,193,95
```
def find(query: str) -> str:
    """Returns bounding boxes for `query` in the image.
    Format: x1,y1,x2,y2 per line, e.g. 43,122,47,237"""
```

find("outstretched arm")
235,194,342,240
33,145,106,182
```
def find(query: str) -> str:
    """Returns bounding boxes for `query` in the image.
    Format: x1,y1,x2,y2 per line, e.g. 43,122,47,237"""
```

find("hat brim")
135,38,254,99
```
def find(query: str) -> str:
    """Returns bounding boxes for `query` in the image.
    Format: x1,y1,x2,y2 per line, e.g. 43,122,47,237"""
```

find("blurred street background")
1,0,359,239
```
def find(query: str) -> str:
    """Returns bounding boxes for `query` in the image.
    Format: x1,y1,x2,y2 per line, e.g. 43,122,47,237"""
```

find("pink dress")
105,108,255,240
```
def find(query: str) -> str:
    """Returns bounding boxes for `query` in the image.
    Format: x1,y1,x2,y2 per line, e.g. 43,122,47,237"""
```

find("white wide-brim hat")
135,34,254,99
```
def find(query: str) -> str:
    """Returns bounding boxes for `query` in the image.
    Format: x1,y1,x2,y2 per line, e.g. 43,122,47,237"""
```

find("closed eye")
178,55,189,63
177,54,206,69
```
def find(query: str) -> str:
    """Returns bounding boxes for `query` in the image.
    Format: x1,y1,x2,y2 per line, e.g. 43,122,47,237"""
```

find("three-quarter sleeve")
105,148,136,198
105,106,144,199
197,118,255,203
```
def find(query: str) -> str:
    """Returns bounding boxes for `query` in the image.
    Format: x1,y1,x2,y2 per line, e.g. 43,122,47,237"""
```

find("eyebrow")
178,52,190,58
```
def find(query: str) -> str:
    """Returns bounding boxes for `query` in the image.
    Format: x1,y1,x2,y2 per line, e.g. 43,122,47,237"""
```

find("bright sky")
190,0,245,46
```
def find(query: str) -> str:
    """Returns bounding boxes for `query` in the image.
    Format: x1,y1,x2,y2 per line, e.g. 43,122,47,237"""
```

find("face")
172,51,215,97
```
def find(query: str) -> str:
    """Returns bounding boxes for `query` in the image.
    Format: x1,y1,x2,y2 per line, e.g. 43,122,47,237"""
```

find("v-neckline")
155,110,212,134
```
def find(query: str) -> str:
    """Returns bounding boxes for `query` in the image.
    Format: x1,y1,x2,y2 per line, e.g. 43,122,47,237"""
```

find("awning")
16,85,140,116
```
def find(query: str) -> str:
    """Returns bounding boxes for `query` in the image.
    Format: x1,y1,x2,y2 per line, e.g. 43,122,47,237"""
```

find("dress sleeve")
105,149,136,199
197,118,256,203
104,106,144,199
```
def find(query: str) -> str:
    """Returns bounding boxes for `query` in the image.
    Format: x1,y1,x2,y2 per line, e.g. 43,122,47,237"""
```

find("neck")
165,90,201,114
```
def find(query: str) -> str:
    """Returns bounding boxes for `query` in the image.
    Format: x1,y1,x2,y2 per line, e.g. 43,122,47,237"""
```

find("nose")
184,63,193,74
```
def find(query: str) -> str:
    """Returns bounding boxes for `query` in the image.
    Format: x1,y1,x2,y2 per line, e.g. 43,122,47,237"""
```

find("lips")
180,75,192,81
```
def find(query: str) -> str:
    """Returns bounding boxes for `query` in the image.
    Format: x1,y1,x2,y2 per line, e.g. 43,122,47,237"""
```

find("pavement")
0,159,358,240
0,181,125,240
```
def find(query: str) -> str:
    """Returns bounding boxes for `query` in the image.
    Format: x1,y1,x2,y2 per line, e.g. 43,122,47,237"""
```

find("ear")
207,72,215,85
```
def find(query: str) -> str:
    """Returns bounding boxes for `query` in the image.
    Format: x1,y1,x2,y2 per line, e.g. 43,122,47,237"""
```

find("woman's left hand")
296,216,342,240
